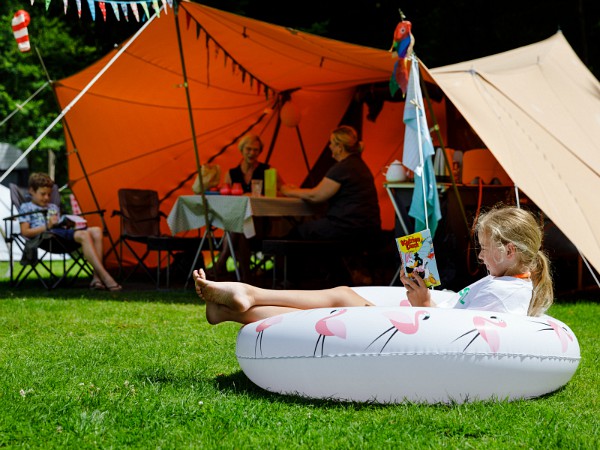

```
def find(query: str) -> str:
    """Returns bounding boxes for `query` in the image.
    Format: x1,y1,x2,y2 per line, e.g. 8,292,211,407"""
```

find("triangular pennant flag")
120,4,129,22
140,1,150,20
45,0,51,10
166,0,173,7
130,3,140,22
63,0,68,14
31,0,35,6
86,0,96,21
111,3,120,21
99,2,107,21
152,0,160,17
185,10,191,29
76,0,82,18
161,0,168,14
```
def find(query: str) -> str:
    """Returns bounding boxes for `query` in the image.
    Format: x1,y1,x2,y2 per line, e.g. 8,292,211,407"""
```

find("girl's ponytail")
529,250,553,316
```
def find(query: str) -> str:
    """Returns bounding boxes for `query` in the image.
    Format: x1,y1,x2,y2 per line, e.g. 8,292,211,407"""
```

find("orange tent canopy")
55,2,443,268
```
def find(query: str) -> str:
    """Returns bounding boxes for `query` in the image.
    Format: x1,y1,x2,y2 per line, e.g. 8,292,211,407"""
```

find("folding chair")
2,183,94,289
112,188,205,289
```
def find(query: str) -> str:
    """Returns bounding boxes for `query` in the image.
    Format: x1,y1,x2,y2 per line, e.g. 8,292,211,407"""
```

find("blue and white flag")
402,57,442,236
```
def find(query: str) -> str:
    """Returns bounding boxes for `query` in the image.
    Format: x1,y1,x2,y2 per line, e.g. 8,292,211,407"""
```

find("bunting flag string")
180,4,274,99
32,0,165,22
27,0,272,98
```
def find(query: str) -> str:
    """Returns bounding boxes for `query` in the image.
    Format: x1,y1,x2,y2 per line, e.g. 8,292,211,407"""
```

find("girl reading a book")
193,205,553,324
18,172,122,291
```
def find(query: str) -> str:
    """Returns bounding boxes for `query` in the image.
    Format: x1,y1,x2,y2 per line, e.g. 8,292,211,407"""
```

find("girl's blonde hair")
474,205,553,316
331,125,364,154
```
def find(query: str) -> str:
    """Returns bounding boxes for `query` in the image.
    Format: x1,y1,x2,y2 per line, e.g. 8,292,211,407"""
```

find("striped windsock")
11,10,31,53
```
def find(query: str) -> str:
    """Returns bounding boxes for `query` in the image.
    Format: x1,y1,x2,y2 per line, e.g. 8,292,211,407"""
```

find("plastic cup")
251,179,263,197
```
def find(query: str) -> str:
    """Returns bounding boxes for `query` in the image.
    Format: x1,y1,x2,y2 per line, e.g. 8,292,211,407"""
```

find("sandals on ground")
90,280,122,292
106,284,123,292
90,280,106,290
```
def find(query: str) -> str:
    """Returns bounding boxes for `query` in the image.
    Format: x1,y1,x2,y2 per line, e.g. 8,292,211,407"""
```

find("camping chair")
112,188,206,289
2,183,95,289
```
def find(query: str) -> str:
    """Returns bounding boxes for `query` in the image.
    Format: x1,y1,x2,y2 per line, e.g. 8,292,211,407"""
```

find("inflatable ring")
236,286,580,404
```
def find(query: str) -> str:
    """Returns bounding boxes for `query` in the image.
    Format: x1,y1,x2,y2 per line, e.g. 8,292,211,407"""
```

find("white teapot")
384,160,407,182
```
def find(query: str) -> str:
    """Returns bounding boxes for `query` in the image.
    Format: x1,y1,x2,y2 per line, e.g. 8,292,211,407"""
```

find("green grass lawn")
0,267,599,448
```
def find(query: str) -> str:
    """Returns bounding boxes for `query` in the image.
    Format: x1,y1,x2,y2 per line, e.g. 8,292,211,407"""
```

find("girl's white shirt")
446,275,533,315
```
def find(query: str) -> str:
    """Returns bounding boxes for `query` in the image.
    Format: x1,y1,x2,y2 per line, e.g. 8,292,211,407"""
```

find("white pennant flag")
111,2,120,21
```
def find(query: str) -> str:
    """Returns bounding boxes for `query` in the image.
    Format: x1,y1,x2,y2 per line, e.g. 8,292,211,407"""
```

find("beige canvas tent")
430,31,600,275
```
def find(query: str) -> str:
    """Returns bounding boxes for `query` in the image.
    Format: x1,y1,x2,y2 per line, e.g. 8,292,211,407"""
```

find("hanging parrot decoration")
389,20,415,98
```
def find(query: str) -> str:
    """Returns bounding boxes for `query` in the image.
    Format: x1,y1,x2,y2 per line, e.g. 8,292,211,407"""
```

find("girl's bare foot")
193,269,254,312
205,303,231,325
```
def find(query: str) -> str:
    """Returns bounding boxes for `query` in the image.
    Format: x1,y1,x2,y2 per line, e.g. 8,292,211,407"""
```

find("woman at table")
280,125,381,283
214,133,283,280
224,133,276,193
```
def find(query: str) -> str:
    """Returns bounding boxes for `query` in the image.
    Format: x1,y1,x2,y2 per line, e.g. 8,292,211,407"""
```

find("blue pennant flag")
402,57,442,236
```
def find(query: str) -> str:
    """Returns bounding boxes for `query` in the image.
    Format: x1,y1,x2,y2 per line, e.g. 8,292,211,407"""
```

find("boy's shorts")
49,228,76,241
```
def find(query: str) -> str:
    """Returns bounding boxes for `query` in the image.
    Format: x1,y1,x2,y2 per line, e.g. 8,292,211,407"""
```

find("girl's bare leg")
194,269,372,324
205,303,301,325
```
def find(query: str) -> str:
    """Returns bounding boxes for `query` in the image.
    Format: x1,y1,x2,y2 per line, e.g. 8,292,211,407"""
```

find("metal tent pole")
173,2,217,282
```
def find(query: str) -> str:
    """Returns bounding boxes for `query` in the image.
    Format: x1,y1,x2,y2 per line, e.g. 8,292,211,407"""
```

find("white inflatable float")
236,286,580,404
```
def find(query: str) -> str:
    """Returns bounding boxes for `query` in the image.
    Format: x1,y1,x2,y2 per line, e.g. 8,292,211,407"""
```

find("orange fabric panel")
55,3,444,269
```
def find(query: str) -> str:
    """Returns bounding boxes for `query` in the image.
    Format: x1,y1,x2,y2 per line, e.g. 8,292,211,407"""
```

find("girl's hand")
400,268,432,307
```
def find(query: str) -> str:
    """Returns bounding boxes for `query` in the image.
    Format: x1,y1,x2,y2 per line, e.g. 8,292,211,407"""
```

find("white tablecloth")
167,195,320,238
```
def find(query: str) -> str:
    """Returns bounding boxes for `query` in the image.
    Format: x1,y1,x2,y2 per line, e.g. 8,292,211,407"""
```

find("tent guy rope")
0,82,49,129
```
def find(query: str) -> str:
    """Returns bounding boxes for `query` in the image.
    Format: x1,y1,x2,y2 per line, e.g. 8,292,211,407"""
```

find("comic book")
395,229,441,288
54,214,87,230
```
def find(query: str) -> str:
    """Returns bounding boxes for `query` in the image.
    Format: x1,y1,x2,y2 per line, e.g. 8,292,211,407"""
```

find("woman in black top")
281,125,381,284
281,125,381,240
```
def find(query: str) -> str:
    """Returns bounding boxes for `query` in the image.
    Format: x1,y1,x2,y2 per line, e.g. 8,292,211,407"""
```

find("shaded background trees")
1,0,598,187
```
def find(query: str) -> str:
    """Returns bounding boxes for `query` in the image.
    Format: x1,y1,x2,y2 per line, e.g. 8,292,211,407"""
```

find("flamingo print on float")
314,309,348,357
366,310,430,353
532,318,574,352
453,315,507,352
254,315,284,357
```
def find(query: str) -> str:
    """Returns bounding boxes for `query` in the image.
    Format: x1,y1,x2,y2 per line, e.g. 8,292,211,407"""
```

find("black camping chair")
2,183,95,289
112,188,206,289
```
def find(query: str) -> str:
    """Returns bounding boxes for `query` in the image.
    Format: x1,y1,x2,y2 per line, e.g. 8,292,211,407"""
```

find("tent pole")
295,126,312,176
34,45,122,274
173,2,218,277
265,102,282,163
418,63,470,235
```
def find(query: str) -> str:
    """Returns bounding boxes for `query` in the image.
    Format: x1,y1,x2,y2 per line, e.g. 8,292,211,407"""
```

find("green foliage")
0,0,141,187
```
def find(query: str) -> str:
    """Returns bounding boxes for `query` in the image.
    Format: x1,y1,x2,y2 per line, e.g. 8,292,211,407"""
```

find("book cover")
55,214,87,230
395,229,441,288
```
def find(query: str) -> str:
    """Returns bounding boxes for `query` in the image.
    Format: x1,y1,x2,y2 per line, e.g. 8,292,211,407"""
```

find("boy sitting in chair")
18,172,121,291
